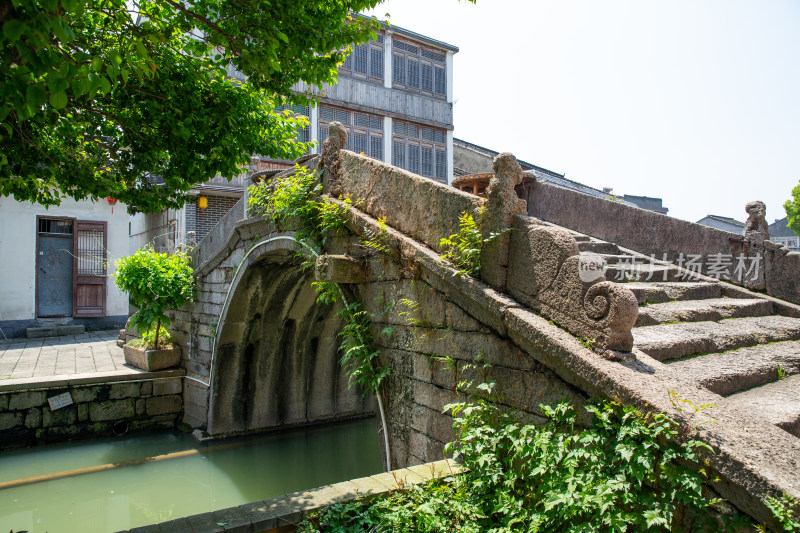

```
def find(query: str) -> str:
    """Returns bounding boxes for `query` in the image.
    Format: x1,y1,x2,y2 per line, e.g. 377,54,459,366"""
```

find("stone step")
577,241,620,255
667,341,800,396
26,325,85,338
722,374,800,438
571,234,591,242
625,282,722,305
595,254,646,265
636,298,773,327
605,264,683,283
633,316,800,361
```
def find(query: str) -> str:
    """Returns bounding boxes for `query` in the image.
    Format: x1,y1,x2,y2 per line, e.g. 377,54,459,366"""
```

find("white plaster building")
0,196,129,338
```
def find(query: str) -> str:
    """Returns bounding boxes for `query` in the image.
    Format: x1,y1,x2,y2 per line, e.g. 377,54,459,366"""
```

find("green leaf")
3,20,25,41
98,76,111,95
49,91,68,109
26,84,47,108
52,17,75,43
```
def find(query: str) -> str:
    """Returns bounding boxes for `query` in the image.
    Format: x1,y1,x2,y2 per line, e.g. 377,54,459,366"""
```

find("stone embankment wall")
525,179,800,303
0,374,183,449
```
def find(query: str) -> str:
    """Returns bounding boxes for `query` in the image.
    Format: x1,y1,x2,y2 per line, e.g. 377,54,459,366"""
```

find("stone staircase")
570,230,800,439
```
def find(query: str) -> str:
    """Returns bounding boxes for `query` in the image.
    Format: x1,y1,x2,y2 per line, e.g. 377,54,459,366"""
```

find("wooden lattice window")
340,34,384,82
392,120,447,183
318,105,384,161
392,39,446,98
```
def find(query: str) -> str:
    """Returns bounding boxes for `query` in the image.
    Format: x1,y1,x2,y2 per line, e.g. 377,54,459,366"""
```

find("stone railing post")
480,152,526,290
732,200,769,290
318,121,348,198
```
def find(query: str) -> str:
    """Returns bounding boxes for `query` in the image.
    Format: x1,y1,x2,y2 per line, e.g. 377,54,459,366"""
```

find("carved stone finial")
318,122,348,197
744,200,769,243
480,153,527,290
739,200,769,290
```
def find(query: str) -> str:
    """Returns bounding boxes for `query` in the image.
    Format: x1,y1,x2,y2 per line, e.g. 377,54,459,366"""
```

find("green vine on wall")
247,165,389,394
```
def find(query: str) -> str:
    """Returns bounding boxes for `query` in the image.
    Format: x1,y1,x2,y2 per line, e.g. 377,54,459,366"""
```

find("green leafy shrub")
439,210,484,276
247,164,350,248
761,494,800,532
114,246,194,349
439,208,507,277
300,395,747,532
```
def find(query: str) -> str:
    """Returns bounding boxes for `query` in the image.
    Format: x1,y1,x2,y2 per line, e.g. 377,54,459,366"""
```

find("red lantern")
107,197,117,214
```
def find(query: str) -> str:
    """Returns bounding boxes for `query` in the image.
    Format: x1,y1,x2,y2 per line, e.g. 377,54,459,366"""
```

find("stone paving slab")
0,330,142,385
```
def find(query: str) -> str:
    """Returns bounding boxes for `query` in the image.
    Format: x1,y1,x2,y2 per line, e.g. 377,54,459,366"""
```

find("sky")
366,0,800,224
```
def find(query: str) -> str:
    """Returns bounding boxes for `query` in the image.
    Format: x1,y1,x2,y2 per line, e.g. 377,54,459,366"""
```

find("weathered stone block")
71,386,98,403
315,254,368,284
90,399,135,421
136,398,146,415
146,395,182,415
110,382,141,399
140,381,152,395
9,391,47,410
26,327,58,338
56,325,86,336
0,412,23,431
24,407,42,428
0,394,7,411
77,403,88,422
184,382,209,408
42,405,77,427
237,500,277,531
153,379,183,396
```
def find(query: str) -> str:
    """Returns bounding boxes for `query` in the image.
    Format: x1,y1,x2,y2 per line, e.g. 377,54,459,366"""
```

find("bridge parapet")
178,131,800,526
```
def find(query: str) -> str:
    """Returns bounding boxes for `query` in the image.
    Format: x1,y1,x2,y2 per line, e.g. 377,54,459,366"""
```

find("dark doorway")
36,218,74,317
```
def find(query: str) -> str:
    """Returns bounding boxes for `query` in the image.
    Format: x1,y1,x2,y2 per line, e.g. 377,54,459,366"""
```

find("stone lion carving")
744,200,769,243
318,121,348,197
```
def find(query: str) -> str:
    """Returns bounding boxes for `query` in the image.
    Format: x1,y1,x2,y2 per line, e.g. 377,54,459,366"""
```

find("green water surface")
0,418,383,532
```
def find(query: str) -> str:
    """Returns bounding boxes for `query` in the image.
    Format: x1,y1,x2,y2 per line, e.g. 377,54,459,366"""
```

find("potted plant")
114,246,195,371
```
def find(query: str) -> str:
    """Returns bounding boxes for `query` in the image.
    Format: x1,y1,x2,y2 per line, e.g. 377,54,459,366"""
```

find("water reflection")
0,418,382,532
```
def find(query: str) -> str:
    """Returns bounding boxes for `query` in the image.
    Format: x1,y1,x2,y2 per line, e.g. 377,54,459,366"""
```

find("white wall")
0,196,129,321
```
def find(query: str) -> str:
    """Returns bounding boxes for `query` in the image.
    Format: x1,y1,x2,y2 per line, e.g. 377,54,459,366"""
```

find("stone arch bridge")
168,128,800,525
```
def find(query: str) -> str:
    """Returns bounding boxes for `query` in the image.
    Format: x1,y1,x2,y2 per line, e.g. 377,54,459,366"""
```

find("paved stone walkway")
0,330,126,381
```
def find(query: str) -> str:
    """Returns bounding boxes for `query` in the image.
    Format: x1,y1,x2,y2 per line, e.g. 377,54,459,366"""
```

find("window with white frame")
318,105,384,161
774,236,800,248
392,120,447,183
340,35,384,83
392,39,446,99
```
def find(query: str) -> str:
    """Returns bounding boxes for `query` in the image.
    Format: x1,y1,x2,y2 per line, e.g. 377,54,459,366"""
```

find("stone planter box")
123,344,181,371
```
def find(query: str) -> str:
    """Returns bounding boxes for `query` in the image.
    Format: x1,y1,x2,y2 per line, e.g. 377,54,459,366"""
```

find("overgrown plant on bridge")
299,392,753,532
439,207,509,277
247,166,389,394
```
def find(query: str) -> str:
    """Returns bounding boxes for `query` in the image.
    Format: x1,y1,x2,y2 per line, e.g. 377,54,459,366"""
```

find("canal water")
0,417,383,532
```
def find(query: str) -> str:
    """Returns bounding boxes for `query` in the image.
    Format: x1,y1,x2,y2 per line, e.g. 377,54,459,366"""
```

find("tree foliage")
0,0,382,211
114,246,194,347
785,181,800,238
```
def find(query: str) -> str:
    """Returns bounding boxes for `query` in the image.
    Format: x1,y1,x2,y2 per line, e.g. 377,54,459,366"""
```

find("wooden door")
72,220,107,317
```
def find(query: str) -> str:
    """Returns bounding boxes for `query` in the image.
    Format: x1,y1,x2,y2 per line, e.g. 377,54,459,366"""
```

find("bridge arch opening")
207,238,373,437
